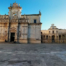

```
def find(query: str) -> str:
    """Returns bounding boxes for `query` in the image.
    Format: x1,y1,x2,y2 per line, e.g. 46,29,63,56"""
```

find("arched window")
46,35,48,39
52,31,54,34
49,31,50,33
44,35,45,38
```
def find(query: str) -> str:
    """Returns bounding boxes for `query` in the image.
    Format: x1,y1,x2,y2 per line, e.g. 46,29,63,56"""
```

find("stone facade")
0,3,42,43
41,24,66,43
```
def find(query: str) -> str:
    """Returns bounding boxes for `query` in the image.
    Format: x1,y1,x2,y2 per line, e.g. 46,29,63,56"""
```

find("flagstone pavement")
0,43,66,66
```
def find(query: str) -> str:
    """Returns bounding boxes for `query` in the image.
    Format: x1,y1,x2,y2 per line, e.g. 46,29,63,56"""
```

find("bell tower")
8,2,22,19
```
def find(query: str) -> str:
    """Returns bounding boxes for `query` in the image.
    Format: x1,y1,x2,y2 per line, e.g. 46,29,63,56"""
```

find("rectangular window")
34,19,36,23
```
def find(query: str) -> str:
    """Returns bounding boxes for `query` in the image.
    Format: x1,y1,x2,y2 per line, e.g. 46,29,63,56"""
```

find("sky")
0,0,66,30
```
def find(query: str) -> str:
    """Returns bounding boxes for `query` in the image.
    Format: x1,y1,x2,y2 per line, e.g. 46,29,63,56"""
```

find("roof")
0,14,41,16
22,14,41,16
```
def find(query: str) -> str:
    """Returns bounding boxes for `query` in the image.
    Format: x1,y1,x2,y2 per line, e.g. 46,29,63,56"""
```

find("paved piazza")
0,43,66,66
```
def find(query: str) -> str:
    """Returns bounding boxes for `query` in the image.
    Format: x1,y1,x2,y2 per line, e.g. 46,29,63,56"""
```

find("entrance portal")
10,33,15,42
52,35,55,43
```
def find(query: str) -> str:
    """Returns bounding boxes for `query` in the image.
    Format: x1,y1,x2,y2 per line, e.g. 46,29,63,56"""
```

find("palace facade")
0,3,42,43
41,24,66,43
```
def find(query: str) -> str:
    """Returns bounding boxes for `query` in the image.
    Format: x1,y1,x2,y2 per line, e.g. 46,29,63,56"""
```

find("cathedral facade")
0,3,42,43
41,24,66,43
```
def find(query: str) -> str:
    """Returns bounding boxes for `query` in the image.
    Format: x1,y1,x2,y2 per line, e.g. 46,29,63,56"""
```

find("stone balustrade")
10,20,18,22
9,19,29,23
0,20,9,22
0,18,29,23
19,20,28,23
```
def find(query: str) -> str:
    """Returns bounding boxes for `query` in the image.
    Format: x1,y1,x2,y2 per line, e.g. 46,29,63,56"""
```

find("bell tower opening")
8,2,22,19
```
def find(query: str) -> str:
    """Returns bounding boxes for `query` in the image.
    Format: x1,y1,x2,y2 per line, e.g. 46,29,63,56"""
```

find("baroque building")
41,24,66,43
0,3,42,43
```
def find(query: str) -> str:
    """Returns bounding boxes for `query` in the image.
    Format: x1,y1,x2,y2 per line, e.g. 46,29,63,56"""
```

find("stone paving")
0,43,66,66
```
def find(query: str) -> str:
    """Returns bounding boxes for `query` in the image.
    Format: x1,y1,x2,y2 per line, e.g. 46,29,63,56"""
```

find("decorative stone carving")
10,27,16,32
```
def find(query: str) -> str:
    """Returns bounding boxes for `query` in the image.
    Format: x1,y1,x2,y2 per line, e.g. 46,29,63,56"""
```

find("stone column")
55,35,56,43
8,21,10,42
17,24,19,43
61,35,62,43
58,35,59,43
9,32,11,42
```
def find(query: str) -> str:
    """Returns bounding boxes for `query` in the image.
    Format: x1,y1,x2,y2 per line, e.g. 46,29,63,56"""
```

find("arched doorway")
52,35,55,43
10,33,15,42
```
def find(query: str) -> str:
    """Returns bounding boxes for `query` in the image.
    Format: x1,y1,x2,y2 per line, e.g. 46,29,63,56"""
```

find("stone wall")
41,30,66,43
21,15,40,23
